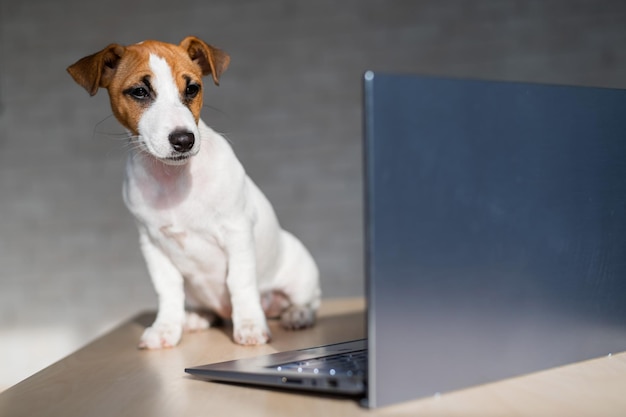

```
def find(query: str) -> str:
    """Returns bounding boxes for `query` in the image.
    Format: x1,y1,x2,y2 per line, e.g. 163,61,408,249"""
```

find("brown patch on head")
67,37,230,135
179,36,230,86
104,41,207,135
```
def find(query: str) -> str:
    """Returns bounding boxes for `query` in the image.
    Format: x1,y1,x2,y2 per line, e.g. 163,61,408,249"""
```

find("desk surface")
1,298,625,417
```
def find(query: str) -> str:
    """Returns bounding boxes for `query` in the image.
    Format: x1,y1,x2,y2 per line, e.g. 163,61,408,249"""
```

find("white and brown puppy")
67,36,321,348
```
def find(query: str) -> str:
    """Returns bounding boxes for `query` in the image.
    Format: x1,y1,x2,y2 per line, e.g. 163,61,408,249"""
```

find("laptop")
186,72,626,408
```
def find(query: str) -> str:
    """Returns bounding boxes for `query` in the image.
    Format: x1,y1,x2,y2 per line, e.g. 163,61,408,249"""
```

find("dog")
67,36,321,349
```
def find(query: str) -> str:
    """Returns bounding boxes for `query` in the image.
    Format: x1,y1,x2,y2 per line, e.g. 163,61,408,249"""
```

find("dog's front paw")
233,319,271,345
280,305,316,330
139,323,183,349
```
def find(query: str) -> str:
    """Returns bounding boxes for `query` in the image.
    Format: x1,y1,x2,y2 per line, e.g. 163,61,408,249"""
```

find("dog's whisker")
202,104,229,117
118,135,138,146
121,143,142,153
91,114,126,140
126,143,145,155
197,129,234,146
117,135,146,157
216,131,234,146
108,132,135,139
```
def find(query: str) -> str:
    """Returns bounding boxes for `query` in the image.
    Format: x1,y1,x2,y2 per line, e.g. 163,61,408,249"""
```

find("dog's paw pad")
138,323,183,349
184,310,220,332
280,305,316,330
233,320,271,345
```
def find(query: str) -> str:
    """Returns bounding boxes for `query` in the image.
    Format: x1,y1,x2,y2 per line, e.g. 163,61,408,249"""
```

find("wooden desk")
1,298,625,416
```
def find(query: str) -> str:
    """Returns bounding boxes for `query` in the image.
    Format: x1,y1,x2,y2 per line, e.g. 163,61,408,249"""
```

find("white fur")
123,54,321,348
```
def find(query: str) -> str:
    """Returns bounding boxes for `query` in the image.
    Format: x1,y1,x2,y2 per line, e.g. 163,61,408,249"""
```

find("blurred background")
1,0,625,390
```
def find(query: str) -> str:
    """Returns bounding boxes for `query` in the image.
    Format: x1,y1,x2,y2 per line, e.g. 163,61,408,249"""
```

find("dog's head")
67,36,229,165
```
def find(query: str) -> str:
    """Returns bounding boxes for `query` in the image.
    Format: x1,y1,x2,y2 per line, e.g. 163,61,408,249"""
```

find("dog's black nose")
169,131,195,152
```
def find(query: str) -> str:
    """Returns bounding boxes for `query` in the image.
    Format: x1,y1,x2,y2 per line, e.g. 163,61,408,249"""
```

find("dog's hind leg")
280,304,317,330
272,230,322,330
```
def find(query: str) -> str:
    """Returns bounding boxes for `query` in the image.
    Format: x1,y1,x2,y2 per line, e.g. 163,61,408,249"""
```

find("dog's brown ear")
67,44,126,96
180,36,230,86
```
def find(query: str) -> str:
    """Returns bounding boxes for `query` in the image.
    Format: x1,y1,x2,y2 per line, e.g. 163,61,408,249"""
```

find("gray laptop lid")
364,72,626,408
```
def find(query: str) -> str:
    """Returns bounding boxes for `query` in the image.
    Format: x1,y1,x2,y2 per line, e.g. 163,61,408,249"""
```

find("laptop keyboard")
272,349,368,377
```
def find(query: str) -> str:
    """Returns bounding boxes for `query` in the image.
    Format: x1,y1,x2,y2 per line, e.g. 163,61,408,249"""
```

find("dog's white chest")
152,221,226,278
122,153,228,283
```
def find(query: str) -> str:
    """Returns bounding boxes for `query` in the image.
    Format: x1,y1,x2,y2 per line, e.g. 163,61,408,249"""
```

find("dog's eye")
130,87,150,100
185,84,200,99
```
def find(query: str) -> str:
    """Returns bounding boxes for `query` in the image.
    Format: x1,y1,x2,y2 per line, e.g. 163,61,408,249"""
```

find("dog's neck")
127,148,193,210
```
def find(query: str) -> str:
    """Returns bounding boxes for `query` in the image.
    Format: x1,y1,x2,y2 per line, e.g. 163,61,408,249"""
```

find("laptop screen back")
363,73,626,407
